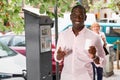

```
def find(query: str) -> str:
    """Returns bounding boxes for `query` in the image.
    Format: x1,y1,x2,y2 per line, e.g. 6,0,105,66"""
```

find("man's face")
70,8,86,30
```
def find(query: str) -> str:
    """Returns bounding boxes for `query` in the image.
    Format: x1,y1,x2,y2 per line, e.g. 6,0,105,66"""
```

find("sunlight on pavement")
103,69,120,80
103,60,120,80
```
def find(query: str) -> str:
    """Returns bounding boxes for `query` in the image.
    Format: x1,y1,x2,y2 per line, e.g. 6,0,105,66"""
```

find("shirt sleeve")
54,33,64,63
101,32,107,43
94,36,106,67
100,32,106,38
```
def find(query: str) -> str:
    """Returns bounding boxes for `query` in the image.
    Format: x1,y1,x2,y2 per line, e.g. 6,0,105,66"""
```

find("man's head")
70,5,87,31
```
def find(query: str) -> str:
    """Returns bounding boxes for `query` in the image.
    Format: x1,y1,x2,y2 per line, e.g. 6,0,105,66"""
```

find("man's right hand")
57,47,66,60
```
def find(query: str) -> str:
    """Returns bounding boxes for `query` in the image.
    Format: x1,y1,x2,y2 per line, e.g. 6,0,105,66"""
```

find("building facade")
91,0,119,20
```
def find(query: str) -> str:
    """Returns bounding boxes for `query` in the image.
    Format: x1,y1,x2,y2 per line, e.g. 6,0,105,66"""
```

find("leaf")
39,5,45,14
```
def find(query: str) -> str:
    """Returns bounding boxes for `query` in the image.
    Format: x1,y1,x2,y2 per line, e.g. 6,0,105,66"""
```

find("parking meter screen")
40,25,51,52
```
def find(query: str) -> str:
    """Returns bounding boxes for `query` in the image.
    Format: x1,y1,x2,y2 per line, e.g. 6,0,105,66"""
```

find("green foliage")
89,0,104,11
0,0,24,34
26,0,75,18
107,0,120,12
89,0,120,13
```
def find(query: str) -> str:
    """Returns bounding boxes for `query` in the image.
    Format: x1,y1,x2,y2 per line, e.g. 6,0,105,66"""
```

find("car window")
99,19,117,23
104,26,120,37
12,36,25,46
0,42,17,57
109,20,115,23
100,19,107,23
0,36,12,46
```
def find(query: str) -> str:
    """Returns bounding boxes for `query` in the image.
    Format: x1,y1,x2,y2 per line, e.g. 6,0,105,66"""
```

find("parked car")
0,42,26,79
0,35,26,56
0,35,63,77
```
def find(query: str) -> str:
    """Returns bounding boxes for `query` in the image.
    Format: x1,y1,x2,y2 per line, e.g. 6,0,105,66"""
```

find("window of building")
104,0,107,3
104,13,107,18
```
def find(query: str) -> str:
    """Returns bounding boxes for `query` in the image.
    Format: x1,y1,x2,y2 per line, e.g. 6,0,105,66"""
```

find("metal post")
116,40,120,69
54,0,59,80
6,0,8,3
77,0,82,4
22,0,25,8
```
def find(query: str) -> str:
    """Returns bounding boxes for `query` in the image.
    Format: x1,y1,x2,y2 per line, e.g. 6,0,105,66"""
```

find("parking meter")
23,7,53,80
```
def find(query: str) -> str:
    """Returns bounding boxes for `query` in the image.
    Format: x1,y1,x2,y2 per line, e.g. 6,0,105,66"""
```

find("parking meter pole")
116,40,120,69
54,0,60,80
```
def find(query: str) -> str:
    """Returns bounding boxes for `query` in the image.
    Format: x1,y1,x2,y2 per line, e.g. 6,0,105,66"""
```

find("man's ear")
84,15,87,21
70,14,72,20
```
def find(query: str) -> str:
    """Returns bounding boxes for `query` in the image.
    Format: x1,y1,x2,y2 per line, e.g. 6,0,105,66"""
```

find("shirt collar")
78,27,86,34
69,26,87,36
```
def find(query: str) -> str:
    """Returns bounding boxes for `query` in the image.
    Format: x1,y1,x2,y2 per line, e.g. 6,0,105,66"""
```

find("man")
54,4,106,80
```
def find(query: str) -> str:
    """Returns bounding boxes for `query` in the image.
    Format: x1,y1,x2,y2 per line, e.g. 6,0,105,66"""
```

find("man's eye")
73,16,77,18
73,15,84,19
79,15,84,18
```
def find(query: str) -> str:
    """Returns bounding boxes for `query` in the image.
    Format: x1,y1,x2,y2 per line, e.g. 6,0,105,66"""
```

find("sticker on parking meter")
40,25,51,52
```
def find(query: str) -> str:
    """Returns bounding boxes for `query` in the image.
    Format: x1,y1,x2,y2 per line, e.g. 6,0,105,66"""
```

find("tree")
0,0,91,34
25,0,77,18
0,0,24,34
88,0,103,12
89,0,120,14
107,0,120,14
25,0,91,18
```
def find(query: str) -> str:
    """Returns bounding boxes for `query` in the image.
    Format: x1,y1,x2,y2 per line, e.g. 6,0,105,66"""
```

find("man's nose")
75,17,83,21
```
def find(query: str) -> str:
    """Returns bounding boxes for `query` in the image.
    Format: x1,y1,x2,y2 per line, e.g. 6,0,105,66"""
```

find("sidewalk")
103,60,120,80
103,69,120,80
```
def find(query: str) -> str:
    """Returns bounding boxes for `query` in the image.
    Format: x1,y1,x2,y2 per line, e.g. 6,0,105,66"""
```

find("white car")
0,42,26,79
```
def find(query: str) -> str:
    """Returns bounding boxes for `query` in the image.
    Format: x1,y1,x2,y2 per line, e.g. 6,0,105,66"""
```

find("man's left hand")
88,46,96,59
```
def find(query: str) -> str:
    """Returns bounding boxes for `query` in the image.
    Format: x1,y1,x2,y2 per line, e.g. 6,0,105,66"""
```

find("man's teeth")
75,22,80,24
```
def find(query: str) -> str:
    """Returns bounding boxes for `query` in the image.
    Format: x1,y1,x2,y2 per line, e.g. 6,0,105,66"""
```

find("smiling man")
54,4,106,80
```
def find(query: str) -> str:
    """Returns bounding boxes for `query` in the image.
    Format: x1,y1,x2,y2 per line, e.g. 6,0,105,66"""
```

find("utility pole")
78,0,82,5
22,0,25,8
6,0,8,3
54,0,59,80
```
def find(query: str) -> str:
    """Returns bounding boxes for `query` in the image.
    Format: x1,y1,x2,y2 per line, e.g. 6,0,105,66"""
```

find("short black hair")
71,5,86,14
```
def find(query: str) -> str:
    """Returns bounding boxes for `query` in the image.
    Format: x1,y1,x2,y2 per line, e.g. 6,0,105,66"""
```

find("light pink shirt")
54,27,106,80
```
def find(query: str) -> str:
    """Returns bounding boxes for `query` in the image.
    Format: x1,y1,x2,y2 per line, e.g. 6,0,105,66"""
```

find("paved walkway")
2,61,120,80
103,60,120,80
103,69,120,80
